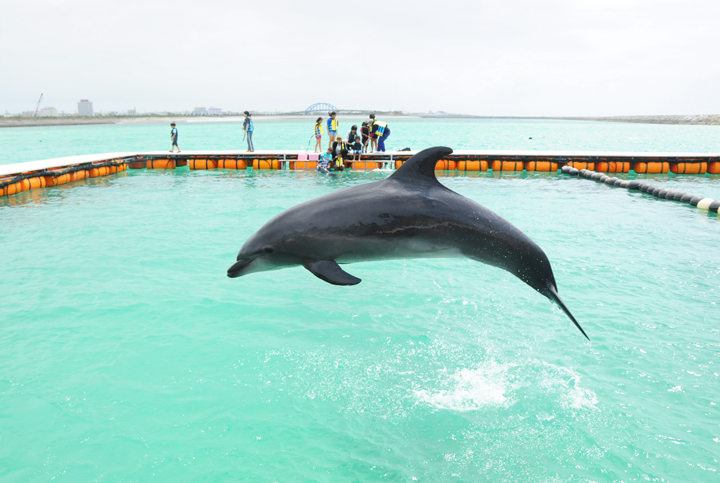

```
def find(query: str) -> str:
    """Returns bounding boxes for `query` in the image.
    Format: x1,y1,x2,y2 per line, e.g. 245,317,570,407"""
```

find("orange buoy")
491,160,524,171
709,162,720,174
633,161,669,174
89,166,110,178
128,161,145,169
525,161,558,172
457,159,489,171
2,180,24,196
253,158,272,169
73,170,89,181
435,159,457,170
271,159,282,170
175,159,188,167
146,158,176,169
20,176,46,191
610,161,630,173
43,169,74,185
567,161,595,170
217,158,247,170
189,158,217,170
670,162,707,174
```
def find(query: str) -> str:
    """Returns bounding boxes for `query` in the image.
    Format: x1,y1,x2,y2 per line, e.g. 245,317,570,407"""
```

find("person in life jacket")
331,135,348,171
369,113,391,153
326,112,339,150
314,117,323,153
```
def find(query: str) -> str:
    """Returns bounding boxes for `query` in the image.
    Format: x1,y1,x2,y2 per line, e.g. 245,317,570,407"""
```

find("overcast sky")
2,0,719,116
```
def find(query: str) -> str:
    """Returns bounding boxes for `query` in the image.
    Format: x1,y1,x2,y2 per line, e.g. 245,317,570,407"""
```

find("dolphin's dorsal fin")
389,146,453,183
303,260,362,286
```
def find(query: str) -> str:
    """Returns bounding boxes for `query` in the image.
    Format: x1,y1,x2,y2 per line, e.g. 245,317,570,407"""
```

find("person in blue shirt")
243,111,254,152
326,111,338,150
318,149,333,174
170,123,181,153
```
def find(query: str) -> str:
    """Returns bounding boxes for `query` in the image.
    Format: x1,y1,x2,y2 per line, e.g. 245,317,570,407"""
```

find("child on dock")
361,122,369,153
347,126,362,162
170,123,181,153
326,112,338,150
314,117,323,153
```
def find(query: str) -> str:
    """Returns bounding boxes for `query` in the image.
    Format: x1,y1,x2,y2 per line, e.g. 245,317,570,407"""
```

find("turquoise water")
1,165,720,482
1,118,720,165
2,120,720,481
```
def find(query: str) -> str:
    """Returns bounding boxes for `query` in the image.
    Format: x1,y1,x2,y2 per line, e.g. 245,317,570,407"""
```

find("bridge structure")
303,103,338,114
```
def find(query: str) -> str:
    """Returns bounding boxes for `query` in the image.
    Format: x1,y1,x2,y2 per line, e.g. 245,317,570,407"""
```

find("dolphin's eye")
263,246,274,254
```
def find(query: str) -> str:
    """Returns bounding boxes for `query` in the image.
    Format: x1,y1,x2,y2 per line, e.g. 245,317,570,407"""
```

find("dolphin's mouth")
227,257,255,278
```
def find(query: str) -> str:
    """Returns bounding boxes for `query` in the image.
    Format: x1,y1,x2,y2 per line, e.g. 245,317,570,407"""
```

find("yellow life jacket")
315,122,323,135
374,120,387,136
331,119,339,131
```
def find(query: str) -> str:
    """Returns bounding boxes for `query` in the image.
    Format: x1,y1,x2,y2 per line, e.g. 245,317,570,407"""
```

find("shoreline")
1,114,719,129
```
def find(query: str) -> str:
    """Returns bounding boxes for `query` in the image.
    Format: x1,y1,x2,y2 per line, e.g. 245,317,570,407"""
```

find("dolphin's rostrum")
228,146,589,340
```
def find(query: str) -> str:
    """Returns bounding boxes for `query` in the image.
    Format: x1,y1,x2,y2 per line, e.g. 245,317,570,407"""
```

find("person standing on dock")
243,111,254,152
327,112,339,150
370,114,391,152
170,123,181,153
361,122,370,153
313,117,323,153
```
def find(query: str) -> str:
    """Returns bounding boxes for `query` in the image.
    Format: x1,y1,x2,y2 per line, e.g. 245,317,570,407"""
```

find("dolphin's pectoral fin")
303,260,362,286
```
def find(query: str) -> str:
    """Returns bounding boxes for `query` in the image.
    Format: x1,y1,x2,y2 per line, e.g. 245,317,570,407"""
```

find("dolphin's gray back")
265,162,550,286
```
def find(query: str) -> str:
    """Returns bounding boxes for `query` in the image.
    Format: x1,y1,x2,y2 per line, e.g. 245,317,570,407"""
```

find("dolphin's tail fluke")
545,284,590,341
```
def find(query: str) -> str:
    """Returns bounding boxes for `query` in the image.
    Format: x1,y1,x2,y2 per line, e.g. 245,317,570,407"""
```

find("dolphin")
228,146,589,340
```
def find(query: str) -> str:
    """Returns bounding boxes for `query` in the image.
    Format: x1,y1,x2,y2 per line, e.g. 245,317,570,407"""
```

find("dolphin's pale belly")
331,234,466,264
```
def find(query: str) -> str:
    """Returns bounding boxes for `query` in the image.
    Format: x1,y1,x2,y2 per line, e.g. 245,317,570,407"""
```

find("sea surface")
1,117,720,165
1,120,720,482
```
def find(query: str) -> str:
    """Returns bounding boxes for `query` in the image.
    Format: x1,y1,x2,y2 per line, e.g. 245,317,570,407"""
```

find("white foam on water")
539,362,598,410
414,361,514,411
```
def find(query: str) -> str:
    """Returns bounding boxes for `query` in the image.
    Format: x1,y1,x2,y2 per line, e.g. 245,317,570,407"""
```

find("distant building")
21,111,34,117
40,107,59,117
127,108,136,115
192,107,208,116
208,107,222,116
78,99,93,116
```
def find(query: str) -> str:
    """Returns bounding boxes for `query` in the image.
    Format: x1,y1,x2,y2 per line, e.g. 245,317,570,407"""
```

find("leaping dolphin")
228,146,589,340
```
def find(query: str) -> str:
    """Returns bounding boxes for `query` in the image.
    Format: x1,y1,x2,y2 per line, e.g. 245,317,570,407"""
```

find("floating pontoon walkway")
2,150,720,209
